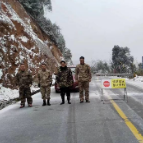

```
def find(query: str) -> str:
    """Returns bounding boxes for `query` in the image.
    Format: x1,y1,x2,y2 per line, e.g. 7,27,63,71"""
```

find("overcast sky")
45,0,143,64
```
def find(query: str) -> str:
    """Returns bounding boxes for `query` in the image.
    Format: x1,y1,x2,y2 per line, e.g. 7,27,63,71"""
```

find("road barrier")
101,78,128,104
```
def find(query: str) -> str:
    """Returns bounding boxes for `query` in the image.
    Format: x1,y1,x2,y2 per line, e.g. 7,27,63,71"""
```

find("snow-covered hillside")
0,0,62,88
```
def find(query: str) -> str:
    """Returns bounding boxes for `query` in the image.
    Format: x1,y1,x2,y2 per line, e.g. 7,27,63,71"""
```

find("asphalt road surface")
1,76,143,143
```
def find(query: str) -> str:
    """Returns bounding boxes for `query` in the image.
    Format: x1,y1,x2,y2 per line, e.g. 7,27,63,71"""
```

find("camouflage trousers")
19,87,33,105
40,86,51,100
79,81,89,101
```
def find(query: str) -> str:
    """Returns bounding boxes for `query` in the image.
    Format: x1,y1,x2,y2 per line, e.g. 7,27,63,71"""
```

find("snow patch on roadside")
128,94,143,106
133,76,143,82
126,77,143,90
0,84,40,101
0,84,19,101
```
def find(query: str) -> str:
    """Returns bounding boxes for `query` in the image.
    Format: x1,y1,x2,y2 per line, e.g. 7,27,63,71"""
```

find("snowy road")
1,76,143,143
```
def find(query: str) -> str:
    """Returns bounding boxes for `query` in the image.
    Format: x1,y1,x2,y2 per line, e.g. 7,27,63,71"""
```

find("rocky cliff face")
0,0,63,88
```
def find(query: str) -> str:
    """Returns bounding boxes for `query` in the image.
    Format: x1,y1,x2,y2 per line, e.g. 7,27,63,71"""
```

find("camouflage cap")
80,56,84,59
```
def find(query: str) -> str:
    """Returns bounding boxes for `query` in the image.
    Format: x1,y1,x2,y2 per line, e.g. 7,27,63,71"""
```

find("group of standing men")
15,56,92,108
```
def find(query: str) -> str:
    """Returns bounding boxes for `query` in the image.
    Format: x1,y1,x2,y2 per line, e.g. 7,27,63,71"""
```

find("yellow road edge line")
110,99,143,143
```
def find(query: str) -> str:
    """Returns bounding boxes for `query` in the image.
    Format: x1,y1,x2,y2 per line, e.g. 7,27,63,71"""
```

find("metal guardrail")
95,73,133,76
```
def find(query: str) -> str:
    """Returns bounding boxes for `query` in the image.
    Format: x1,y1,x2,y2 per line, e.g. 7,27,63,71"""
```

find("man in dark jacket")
15,64,33,108
56,61,73,105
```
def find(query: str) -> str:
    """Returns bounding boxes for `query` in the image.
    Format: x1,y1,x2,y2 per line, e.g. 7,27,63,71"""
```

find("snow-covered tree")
19,0,52,18
63,48,72,64
36,17,66,51
91,61,111,73
112,45,134,73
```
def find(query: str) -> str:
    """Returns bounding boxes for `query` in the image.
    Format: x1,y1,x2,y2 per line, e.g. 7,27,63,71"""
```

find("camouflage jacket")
75,63,92,82
15,71,32,88
56,66,73,87
38,69,52,87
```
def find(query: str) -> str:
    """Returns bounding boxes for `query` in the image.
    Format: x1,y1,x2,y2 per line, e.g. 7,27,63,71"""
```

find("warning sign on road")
103,81,110,87
101,78,128,103
101,79,126,89
102,80,111,88
111,79,126,89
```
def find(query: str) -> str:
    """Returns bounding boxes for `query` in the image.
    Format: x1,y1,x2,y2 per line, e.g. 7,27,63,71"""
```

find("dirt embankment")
0,0,62,88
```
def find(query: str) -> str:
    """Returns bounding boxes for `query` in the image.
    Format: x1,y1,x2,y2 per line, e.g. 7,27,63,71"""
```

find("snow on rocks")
19,36,29,43
0,57,2,63
0,13,16,29
50,46,53,50
0,69,3,79
9,35,15,41
1,2,54,59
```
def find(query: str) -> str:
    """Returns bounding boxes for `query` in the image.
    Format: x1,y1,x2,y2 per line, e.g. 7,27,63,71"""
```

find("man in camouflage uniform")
38,63,52,106
15,64,33,108
56,61,73,105
75,56,92,103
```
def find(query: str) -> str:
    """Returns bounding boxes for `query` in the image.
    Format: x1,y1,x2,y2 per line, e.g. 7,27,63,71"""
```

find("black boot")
60,88,65,105
68,101,71,104
67,96,71,104
42,100,46,106
60,97,65,105
86,100,90,103
60,95,65,105
47,99,51,106
60,102,64,105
